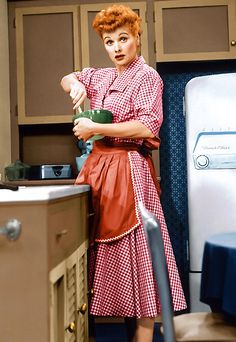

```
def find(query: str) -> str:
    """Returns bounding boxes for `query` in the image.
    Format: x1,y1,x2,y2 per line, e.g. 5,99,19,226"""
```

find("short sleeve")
134,71,163,136
74,68,97,99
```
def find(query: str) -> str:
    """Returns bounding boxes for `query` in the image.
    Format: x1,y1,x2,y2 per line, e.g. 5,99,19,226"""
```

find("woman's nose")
114,42,121,52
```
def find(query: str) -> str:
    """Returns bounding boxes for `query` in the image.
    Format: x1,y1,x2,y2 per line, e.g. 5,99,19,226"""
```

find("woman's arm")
73,118,154,141
60,73,87,110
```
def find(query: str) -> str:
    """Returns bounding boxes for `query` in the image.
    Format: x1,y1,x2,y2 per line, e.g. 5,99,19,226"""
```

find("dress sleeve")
74,68,98,100
134,71,163,136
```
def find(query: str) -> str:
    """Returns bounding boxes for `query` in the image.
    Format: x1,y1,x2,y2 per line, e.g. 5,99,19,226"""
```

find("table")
200,232,236,321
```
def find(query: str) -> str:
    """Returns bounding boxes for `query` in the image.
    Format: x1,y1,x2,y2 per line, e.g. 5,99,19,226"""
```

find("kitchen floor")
94,323,164,341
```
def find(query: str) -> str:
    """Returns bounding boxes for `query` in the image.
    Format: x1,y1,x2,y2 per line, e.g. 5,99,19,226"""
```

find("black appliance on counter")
29,164,73,180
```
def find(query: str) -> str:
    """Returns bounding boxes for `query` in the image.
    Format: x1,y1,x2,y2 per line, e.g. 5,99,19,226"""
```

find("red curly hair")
92,5,142,38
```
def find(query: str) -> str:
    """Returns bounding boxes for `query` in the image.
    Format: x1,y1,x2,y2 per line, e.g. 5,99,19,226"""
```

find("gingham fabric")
75,56,163,142
75,56,187,317
87,150,187,317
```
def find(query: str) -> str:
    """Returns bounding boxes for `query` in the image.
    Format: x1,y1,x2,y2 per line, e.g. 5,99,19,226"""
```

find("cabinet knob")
0,219,21,241
66,322,76,333
87,212,95,218
87,288,95,296
78,303,87,315
231,40,236,46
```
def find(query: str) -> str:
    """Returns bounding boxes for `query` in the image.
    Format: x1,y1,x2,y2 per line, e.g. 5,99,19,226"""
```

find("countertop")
4,179,76,186
0,184,90,203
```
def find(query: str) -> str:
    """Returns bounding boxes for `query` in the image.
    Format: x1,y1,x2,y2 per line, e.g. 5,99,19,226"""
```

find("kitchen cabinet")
9,1,159,180
15,5,81,124
154,0,236,62
0,185,90,342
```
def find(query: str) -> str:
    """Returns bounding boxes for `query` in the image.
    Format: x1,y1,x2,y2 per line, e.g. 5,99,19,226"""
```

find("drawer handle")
56,229,68,239
65,322,76,333
78,303,87,315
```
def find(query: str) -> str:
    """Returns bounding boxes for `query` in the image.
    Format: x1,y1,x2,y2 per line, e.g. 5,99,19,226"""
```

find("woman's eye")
106,40,113,46
120,37,128,42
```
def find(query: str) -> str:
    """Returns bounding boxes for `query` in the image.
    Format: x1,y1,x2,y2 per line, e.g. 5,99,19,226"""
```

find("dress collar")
110,56,145,92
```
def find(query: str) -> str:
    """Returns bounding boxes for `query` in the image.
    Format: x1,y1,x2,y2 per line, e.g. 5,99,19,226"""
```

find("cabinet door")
15,6,80,124
65,249,78,342
49,261,67,342
65,242,89,342
155,0,236,62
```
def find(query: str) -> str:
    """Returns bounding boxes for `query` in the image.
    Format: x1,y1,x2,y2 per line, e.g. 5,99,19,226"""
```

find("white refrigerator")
185,73,236,312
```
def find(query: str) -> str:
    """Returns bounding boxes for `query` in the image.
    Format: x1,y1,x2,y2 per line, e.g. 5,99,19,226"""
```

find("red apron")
75,140,160,242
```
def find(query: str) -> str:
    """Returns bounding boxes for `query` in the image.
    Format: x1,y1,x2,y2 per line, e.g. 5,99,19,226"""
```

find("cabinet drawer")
48,195,88,269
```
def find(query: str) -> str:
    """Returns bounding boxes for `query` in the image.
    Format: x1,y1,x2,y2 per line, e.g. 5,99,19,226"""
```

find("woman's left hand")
73,118,96,141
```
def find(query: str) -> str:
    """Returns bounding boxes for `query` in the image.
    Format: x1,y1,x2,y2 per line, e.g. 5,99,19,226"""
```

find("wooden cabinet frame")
15,6,80,124
49,261,67,342
155,0,236,62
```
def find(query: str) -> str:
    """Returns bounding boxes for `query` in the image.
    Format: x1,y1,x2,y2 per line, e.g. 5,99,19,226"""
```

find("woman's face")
102,26,139,74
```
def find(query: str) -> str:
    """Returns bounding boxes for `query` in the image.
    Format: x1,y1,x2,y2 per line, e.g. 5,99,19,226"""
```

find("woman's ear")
136,35,140,46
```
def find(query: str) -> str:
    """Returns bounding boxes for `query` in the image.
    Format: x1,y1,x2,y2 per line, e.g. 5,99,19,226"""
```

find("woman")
61,5,186,341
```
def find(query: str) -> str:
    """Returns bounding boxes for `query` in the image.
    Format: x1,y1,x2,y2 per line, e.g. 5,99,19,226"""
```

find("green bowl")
72,109,113,140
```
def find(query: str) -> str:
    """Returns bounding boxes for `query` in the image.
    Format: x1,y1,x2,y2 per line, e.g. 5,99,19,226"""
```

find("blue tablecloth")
200,232,236,319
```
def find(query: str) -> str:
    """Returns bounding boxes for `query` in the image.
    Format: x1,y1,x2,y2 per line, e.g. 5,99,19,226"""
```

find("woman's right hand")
70,82,87,110
60,73,87,110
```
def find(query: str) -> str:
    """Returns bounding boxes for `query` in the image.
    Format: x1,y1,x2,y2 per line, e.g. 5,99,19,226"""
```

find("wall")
0,0,11,180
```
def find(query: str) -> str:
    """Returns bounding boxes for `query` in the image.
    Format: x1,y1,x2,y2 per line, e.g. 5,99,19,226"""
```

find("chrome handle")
0,219,21,241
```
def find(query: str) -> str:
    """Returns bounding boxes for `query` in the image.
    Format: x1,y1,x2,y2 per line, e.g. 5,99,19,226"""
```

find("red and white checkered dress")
75,56,187,317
